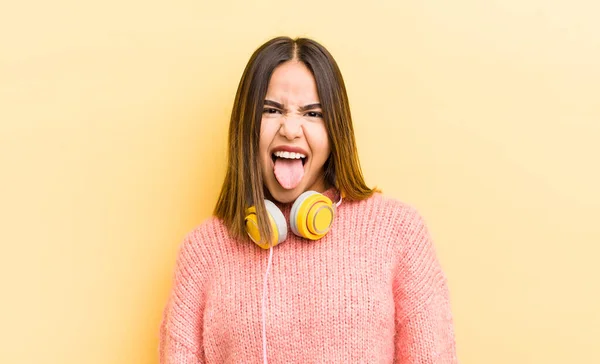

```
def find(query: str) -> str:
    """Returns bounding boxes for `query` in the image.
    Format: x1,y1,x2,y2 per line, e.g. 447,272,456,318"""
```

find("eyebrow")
264,99,322,112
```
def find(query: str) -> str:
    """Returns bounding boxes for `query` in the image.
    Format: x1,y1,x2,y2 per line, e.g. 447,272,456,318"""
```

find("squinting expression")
259,61,331,204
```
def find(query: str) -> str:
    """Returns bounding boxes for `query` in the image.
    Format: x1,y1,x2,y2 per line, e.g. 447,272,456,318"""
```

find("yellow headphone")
244,190,337,249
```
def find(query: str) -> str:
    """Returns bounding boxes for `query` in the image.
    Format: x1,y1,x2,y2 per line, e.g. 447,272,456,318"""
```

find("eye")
306,111,323,118
263,108,281,114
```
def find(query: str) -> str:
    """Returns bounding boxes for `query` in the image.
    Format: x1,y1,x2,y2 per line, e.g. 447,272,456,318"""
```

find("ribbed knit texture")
159,191,457,363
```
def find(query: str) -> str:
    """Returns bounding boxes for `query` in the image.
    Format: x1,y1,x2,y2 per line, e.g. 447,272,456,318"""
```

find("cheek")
259,119,278,155
306,124,330,162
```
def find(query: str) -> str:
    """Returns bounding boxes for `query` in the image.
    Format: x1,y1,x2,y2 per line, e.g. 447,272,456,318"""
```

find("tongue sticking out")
274,158,304,189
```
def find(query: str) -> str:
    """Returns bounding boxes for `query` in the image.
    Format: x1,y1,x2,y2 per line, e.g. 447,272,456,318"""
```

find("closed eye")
263,108,282,114
305,111,323,118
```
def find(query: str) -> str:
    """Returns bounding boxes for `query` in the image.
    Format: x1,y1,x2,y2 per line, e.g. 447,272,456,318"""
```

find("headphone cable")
262,243,274,364
261,191,340,363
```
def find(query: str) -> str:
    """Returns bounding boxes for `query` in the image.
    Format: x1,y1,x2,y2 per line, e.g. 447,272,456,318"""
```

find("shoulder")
381,194,429,234
350,192,432,252
174,216,231,276
338,192,429,245
371,195,439,271
351,192,427,228
184,216,231,247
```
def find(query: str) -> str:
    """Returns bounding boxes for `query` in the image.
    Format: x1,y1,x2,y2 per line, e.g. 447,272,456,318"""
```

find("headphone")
244,190,339,249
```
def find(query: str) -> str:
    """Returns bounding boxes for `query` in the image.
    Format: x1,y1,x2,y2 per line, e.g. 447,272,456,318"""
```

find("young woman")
159,36,458,363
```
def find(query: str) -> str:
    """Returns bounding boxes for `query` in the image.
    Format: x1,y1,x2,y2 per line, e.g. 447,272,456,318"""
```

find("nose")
278,115,303,140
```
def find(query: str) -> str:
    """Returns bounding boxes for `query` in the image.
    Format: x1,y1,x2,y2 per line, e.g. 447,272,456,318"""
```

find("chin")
266,183,305,204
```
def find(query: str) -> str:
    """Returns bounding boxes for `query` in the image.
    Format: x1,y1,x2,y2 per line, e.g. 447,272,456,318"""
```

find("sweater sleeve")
159,228,209,363
393,207,458,363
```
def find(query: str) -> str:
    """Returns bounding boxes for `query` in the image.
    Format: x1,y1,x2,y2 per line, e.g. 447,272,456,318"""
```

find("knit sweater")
159,190,458,363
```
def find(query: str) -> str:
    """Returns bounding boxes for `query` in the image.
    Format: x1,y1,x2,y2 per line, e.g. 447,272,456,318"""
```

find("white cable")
335,194,343,208
262,244,274,364
261,191,339,363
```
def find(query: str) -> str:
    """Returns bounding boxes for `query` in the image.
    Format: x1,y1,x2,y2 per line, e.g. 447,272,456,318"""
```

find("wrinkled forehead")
265,61,320,106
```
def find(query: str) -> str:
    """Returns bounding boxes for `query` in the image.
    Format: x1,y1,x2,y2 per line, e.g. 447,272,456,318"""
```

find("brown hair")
214,36,377,242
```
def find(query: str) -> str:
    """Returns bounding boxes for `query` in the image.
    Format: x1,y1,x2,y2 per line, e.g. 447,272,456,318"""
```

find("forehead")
266,61,319,101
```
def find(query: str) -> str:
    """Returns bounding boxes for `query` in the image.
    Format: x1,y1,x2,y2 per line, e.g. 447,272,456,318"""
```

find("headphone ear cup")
265,200,288,244
290,191,335,240
245,200,288,249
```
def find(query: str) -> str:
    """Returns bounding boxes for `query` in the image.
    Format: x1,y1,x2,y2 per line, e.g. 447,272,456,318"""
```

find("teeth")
274,151,306,159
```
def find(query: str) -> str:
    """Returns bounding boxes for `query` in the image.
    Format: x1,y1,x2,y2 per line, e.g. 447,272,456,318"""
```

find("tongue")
274,158,304,189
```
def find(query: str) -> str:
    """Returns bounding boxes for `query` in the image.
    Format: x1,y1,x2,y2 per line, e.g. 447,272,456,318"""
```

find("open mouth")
271,151,307,166
271,151,307,189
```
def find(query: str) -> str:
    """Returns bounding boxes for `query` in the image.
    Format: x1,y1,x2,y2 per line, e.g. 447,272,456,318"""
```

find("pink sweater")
159,191,458,363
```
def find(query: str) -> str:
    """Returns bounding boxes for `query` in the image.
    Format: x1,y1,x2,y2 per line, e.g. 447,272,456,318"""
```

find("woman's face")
259,61,331,204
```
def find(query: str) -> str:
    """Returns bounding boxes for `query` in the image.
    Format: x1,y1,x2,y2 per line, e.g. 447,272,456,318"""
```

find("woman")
159,36,458,363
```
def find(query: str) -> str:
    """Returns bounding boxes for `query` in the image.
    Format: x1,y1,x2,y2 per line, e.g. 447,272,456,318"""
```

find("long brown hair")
214,36,376,242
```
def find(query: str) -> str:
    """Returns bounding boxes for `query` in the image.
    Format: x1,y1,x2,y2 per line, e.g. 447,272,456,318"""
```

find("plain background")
1,0,599,363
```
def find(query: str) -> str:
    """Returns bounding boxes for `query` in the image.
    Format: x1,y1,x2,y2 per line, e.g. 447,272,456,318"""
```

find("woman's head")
215,36,376,241
260,60,330,203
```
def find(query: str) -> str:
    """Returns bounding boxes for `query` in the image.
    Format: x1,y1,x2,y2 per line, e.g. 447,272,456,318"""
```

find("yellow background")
1,0,599,363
